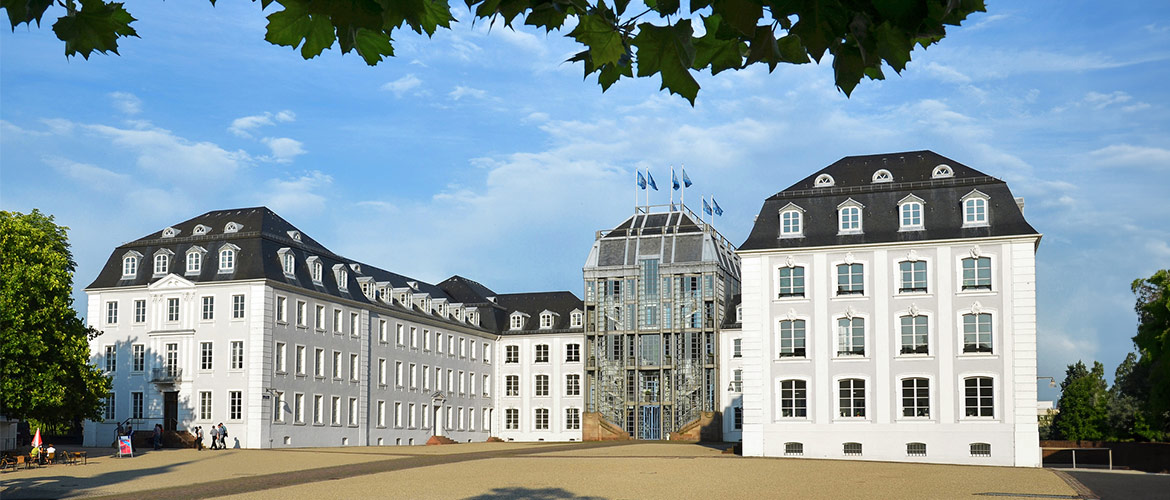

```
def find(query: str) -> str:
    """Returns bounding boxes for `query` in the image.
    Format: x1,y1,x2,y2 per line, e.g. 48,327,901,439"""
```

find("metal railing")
151,367,182,383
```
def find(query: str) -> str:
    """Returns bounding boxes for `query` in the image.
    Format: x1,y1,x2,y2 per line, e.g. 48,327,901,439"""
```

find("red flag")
31,428,42,448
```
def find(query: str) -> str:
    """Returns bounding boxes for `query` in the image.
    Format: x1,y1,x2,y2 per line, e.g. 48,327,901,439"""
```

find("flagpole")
646,168,650,208
634,168,638,213
680,164,686,211
669,165,674,209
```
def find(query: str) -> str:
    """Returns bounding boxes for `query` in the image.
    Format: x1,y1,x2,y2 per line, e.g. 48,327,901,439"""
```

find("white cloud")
381,74,423,97
449,86,488,101
228,110,296,138
87,122,251,180
261,137,306,162
109,92,143,115
919,62,972,84
43,156,131,191
1087,144,1170,169
262,171,333,216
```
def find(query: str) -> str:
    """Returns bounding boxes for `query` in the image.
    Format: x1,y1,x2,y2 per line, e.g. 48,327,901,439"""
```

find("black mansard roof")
739,151,1040,251
495,292,584,334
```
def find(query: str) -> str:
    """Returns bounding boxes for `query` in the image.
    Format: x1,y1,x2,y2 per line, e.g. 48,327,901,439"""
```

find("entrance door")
639,405,660,440
163,392,178,431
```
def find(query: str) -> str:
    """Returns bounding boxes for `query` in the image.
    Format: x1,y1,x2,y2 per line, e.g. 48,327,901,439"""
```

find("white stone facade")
495,333,585,441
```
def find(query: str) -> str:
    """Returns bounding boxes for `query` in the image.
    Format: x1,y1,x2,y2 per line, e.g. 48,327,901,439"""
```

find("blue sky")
2,1,1168,401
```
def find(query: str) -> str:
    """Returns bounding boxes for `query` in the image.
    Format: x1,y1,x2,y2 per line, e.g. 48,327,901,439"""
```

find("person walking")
126,424,135,452
192,426,203,451
209,424,219,450
218,423,228,449
153,423,163,450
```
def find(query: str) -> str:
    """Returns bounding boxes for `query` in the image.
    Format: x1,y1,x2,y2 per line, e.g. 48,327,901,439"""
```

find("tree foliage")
2,0,986,103
0,210,111,426
1052,360,1109,442
1132,269,1170,433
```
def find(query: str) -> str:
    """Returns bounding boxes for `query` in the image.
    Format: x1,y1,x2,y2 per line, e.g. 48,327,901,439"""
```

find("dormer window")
898,194,925,231
570,310,583,328
467,309,479,326
510,313,526,330
932,164,954,179
837,199,864,234
349,263,361,274
961,190,990,227
359,279,374,299
306,256,322,282
287,230,302,242
153,249,174,275
218,244,239,272
161,226,180,238
814,173,835,187
121,251,142,278
224,221,241,233
192,224,210,236
872,169,893,183
778,203,804,238
332,264,348,291
277,248,296,276
186,246,206,275
539,311,557,329
736,304,743,323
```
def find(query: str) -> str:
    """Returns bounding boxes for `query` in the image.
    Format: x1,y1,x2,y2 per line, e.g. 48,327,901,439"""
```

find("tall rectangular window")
534,408,549,430
167,297,180,322
535,344,549,363
731,369,743,392
566,408,581,430
836,263,864,295
199,391,212,420
506,345,519,363
379,359,387,386
565,374,580,396
296,300,306,326
134,299,146,323
331,396,341,425
106,301,118,324
276,296,287,323
350,312,359,337
377,401,386,427
230,341,244,370
200,341,213,370
733,338,742,358
334,351,343,379
901,378,930,418
535,374,549,396
104,345,117,372
232,294,245,319
505,408,518,430
778,320,806,358
132,344,144,371
962,257,992,290
351,354,360,382
165,343,178,376
333,309,342,334
836,317,865,356
506,375,519,396
899,261,928,293
963,313,993,353
777,266,805,297
409,363,417,388
275,342,286,373
201,296,214,320
900,315,929,354
105,392,116,420
779,380,807,418
964,377,994,417
410,327,418,348
316,305,326,329
349,398,358,426
273,391,285,422
394,402,402,427
396,324,404,346
314,395,324,424
838,379,865,417
296,345,306,375
395,361,403,387
132,391,144,419
294,393,305,423
379,320,387,343
315,348,325,377
483,374,490,397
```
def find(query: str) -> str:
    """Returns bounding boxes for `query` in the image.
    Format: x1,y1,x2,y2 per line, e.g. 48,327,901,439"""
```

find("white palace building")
83,150,1041,467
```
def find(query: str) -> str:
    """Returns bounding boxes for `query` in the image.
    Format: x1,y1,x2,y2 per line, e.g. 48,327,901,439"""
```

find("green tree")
1107,352,1158,440
1052,360,1109,442
1,0,985,103
0,210,111,426
1132,269,1170,434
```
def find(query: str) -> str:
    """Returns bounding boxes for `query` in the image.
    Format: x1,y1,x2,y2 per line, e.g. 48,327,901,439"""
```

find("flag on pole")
672,169,680,190
703,198,713,216
713,197,723,216
647,172,658,191
637,171,647,189
682,168,692,188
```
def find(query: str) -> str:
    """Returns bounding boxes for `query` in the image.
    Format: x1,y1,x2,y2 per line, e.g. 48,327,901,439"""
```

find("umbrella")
31,428,42,448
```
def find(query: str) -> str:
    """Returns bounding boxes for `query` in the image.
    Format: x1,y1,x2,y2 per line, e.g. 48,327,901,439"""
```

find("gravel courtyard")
0,442,1084,499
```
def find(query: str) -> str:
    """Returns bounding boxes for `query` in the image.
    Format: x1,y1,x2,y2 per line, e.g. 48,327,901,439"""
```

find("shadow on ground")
0,459,192,500
464,487,607,500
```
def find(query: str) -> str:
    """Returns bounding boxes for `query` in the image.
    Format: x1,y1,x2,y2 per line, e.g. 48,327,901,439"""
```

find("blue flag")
713,197,723,216
637,171,647,189
703,198,713,215
647,172,658,191
672,169,680,190
682,168,692,188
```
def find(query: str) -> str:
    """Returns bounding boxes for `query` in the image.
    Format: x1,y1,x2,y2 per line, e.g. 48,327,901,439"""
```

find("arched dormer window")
897,194,925,230
121,250,142,278
161,226,180,238
932,164,953,179
306,256,322,283
837,199,864,234
218,243,239,273
358,278,375,299
510,312,526,330
570,310,583,328
192,224,211,236
814,173,835,187
466,308,479,327
153,249,174,275
224,221,242,233
287,230,302,242
539,310,557,329
872,169,893,183
332,264,348,291
276,248,295,276
778,203,804,238
186,246,206,275
961,189,990,227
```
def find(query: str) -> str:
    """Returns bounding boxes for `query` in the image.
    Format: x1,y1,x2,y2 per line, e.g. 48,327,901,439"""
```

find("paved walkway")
0,442,1086,499
1061,468,1170,500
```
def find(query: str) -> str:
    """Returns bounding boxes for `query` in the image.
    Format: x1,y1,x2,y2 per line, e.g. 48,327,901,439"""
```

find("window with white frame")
134,299,146,323
333,351,343,379
733,338,742,358
899,197,924,230
104,345,117,372
932,164,953,178
843,442,862,456
132,344,144,371
962,257,992,290
314,395,324,424
409,403,417,428
566,408,581,430
350,312,358,337
963,313,993,353
200,341,213,370
838,379,865,417
505,408,518,430
814,173,834,186
230,340,244,369
534,408,549,430
333,309,342,334
275,342,286,373
202,296,215,320
394,361,403,387
396,323,404,345
779,379,807,417
565,374,580,396
311,259,322,282
510,313,524,330
132,391,144,419
964,377,994,417
219,246,236,272
872,169,892,183
777,266,805,298
535,344,549,363
571,311,582,328
273,391,285,422
294,393,305,423
505,345,519,363
378,358,386,385
154,253,169,275
315,348,325,377
335,267,348,291
349,398,358,426
409,363,417,388
731,369,743,392
506,375,519,396
540,312,553,329
838,201,863,233
483,374,490,397
232,294,245,319
778,320,806,358
229,391,242,420
784,442,803,456
186,248,204,274
899,261,927,293
459,337,466,357
106,301,118,325
295,345,305,375
900,315,929,354
901,378,930,417
167,297,180,322
962,191,989,226
350,354,360,382
276,296,287,323
780,208,803,236
331,396,341,425
566,343,581,362
836,317,865,356
122,254,139,277
282,251,295,275
535,374,549,396
199,391,212,420
970,442,992,457
836,263,863,295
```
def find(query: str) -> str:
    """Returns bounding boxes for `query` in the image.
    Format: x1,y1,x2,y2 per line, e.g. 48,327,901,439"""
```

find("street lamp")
1037,376,1057,388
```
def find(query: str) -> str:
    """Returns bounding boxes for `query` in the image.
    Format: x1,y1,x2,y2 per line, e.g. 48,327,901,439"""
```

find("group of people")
28,444,57,465
190,423,229,451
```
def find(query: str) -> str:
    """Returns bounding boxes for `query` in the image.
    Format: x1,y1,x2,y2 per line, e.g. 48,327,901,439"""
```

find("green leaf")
353,26,393,65
873,21,911,73
651,0,679,16
264,0,311,48
787,0,847,62
711,0,759,37
745,24,779,70
776,33,808,63
2,0,54,29
300,14,335,57
568,11,623,67
692,15,743,75
524,3,569,32
832,43,864,96
632,21,698,104
50,0,138,59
